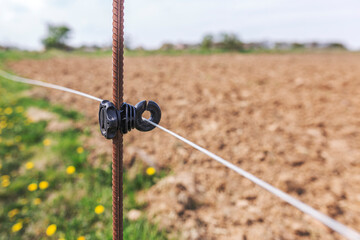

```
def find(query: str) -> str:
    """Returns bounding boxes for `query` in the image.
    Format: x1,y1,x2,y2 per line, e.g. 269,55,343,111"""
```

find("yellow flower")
146,167,156,176
27,183,38,192
2,179,10,187
39,181,49,190
8,209,19,218
94,205,104,214
66,166,76,175
15,106,24,113
11,222,23,232
0,121,7,129
2,175,11,188
76,147,84,154
2,181,10,187
33,198,42,205
25,162,34,170
58,238,66,240
43,139,51,146
46,224,57,236
77,236,85,240
4,107,13,115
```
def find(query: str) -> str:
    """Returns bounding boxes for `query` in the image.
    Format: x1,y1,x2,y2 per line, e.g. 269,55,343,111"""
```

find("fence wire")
1,70,360,240
0,70,103,102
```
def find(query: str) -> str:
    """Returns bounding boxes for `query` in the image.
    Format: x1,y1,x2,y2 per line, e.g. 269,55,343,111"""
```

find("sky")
0,0,360,50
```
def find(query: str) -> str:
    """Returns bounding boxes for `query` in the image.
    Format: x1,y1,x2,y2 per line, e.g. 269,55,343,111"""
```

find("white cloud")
0,0,359,50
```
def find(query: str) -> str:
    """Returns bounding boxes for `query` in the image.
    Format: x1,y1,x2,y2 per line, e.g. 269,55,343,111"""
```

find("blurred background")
0,0,359,239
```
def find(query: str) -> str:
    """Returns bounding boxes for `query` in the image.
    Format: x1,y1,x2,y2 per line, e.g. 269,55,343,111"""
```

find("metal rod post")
112,0,124,239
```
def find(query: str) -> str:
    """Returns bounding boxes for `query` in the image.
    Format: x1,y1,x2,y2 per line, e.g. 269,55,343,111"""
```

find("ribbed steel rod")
112,0,124,239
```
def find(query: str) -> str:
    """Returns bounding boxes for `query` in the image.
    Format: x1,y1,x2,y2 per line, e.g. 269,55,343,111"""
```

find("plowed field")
9,53,360,240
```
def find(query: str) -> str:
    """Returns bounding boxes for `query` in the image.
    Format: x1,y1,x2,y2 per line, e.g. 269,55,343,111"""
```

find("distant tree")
291,42,305,49
326,42,347,50
201,34,214,50
42,24,71,50
218,33,244,51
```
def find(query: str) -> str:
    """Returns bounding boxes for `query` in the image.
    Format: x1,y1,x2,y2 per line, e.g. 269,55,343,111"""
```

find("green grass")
0,53,168,240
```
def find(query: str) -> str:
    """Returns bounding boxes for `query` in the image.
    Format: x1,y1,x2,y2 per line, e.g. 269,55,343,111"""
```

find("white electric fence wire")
0,70,103,102
1,69,359,239
144,119,360,240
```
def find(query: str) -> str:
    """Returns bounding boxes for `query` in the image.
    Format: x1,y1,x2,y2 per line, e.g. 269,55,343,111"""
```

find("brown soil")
9,53,360,240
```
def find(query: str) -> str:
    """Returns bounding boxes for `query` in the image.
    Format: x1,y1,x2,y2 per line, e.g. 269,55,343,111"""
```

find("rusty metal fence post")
112,0,124,239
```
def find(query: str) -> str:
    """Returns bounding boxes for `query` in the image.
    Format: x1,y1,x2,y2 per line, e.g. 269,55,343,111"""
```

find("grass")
0,47,354,69
0,52,168,239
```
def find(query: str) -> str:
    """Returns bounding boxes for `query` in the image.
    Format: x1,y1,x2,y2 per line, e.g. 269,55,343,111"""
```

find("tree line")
0,24,348,52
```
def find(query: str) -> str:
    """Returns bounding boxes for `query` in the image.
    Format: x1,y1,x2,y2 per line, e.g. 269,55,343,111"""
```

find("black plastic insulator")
99,100,161,139
119,102,136,134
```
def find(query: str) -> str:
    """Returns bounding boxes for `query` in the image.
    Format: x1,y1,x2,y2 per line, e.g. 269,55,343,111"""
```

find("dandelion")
33,198,42,205
94,205,104,215
46,224,57,236
25,162,34,170
76,147,84,154
0,121,7,129
2,179,10,187
27,183,38,192
77,236,85,240
4,107,13,115
39,181,49,190
15,106,24,113
11,222,23,232
1,176,10,188
66,166,76,175
8,209,19,218
146,167,156,176
43,139,51,146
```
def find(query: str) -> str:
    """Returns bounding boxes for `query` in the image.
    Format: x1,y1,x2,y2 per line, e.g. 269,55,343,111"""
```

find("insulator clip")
99,100,161,139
